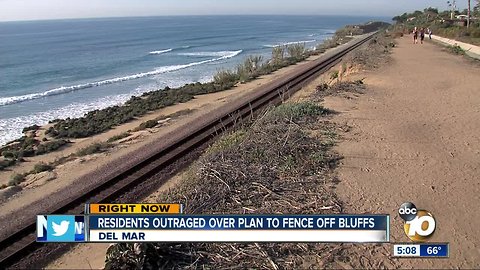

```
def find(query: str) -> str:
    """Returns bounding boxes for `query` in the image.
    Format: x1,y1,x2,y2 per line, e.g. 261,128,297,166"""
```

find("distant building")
455,15,469,20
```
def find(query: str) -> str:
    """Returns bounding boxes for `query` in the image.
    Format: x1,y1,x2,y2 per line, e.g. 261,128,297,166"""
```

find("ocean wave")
263,39,317,48
0,74,215,146
149,48,173,55
178,51,241,57
0,50,242,107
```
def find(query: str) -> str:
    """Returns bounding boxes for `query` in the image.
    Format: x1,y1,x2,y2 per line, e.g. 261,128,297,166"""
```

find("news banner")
36,201,449,258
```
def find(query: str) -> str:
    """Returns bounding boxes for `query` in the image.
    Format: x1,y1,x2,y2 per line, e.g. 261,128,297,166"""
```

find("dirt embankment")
328,36,480,268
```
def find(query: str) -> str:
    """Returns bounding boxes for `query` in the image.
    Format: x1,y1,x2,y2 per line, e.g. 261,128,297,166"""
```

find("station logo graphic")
37,215,85,242
398,202,436,242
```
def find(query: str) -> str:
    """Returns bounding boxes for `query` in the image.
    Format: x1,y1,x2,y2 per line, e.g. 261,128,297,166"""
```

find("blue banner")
89,214,389,230
419,244,449,257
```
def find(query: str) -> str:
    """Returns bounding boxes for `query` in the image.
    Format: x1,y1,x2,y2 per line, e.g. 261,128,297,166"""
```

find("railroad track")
0,32,375,269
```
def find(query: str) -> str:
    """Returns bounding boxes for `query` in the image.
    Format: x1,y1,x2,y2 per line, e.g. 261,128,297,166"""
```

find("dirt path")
325,37,480,268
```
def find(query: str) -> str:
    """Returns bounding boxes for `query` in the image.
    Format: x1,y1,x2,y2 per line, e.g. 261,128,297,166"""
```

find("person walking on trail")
428,28,432,39
413,27,418,44
420,28,425,44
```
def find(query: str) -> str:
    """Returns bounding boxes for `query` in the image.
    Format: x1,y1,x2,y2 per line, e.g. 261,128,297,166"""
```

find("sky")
0,0,468,22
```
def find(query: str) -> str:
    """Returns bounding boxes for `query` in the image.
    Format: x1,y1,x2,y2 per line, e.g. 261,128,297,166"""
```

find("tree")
424,7,439,14
393,12,408,23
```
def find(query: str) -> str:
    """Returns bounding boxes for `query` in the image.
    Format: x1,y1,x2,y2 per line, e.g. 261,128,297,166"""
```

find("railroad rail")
0,32,375,269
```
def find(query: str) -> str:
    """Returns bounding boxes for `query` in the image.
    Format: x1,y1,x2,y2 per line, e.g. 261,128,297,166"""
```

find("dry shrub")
392,32,404,38
315,80,366,99
104,102,395,269
345,33,395,69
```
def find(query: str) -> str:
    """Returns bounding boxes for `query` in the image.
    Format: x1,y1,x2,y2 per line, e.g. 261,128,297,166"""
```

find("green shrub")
136,120,158,131
107,132,131,143
0,159,16,170
2,151,17,159
213,70,238,87
287,43,306,60
76,142,112,156
449,45,465,55
8,173,25,186
236,55,263,82
22,124,40,133
19,147,35,157
330,71,339,80
206,130,247,155
34,140,68,155
316,83,329,91
271,46,286,65
32,163,54,174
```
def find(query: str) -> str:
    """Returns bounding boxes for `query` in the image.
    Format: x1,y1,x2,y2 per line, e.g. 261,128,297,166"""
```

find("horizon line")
0,14,393,23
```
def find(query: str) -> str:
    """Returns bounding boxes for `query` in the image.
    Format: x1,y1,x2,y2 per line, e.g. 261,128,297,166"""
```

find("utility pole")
468,0,471,28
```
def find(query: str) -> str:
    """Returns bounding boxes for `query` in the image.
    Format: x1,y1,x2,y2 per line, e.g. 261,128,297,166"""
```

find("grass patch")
205,130,247,155
270,102,329,122
76,142,112,157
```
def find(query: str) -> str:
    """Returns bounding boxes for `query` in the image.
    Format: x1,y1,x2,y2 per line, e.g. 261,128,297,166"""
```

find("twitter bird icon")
52,220,70,236
47,216,75,241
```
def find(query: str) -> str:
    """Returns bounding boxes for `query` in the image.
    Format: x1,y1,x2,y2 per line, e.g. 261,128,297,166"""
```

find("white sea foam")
0,50,242,107
149,48,173,55
178,51,241,57
0,73,217,146
263,39,317,48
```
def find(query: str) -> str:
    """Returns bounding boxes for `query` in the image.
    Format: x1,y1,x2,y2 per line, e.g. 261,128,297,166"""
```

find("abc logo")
398,202,436,242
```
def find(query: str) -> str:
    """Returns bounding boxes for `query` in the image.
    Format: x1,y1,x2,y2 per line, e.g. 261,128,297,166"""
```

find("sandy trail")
326,37,480,268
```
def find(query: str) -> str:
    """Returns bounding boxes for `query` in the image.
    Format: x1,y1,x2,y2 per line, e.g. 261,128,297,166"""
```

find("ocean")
0,15,384,146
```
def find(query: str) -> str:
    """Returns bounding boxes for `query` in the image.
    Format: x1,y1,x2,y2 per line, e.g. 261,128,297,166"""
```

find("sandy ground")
323,37,480,268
